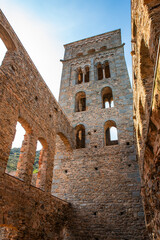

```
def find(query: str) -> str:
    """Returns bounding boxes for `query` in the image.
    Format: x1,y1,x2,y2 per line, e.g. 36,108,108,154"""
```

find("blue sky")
0,0,132,148
0,0,132,100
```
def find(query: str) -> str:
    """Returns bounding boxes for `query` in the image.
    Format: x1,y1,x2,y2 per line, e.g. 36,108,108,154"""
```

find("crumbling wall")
0,10,74,239
131,0,160,238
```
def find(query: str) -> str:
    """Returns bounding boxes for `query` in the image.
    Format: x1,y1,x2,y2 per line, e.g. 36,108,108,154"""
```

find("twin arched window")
102,87,114,108
97,61,111,80
75,92,86,112
76,61,110,84
77,66,90,84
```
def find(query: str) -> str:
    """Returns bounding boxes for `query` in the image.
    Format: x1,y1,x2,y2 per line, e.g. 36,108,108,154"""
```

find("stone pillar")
16,133,37,185
82,69,85,83
103,65,105,79
36,148,48,191
90,58,95,81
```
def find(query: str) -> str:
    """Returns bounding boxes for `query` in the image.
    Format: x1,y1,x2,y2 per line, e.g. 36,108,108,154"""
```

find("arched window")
32,138,48,190
6,118,32,180
75,92,86,112
84,66,89,83
0,38,7,66
104,120,118,146
75,125,85,149
97,63,103,80
77,68,83,84
104,61,111,78
102,87,114,108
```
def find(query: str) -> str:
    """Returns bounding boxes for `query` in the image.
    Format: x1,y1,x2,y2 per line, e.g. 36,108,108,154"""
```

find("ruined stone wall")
52,30,148,239
0,10,74,239
131,0,160,238
0,174,70,240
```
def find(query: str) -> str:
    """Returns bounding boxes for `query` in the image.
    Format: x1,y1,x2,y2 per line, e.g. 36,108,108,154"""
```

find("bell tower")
52,30,147,239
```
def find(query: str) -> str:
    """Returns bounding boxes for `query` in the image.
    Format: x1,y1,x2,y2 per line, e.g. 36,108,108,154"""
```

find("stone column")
36,148,48,191
16,133,37,185
90,58,95,81
82,69,85,83
103,65,105,79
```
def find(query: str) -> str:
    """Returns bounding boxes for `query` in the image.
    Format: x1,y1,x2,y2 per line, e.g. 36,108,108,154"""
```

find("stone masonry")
52,30,148,239
0,10,74,240
1,2,158,239
131,0,160,239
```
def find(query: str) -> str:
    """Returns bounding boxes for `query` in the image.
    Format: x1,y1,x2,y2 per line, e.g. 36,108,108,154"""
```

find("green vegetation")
6,148,40,173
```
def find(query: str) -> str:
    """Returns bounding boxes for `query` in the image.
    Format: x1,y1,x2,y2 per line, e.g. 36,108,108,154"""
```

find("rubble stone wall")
0,10,74,239
131,0,160,238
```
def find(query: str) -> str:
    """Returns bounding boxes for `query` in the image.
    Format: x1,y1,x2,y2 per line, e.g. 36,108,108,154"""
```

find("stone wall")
53,30,148,239
0,10,74,239
131,0,160,238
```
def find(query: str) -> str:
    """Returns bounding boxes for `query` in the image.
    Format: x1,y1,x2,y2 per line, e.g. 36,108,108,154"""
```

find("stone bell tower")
52,30,148,239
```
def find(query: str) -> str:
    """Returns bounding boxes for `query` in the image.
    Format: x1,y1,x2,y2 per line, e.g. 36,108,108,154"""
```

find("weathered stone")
132,0,160,238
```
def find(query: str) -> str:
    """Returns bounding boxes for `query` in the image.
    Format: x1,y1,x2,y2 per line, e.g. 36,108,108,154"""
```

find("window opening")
102,87,114,108
97,63,103,80
6,122,25,176
0,38,7,66
77,68,83,84
76,125,85,149
31,138,48,190
104,61,111,78
105,121,118,146
85,66,89,82
75,92,86,112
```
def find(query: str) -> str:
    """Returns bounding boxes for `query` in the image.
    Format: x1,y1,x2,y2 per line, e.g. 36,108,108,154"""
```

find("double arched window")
76,66,90,84
75,91,86,112
97,61,111,80
75,124,85,149
102,87,114,108
104,120,118,146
